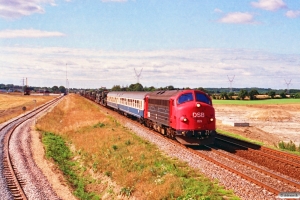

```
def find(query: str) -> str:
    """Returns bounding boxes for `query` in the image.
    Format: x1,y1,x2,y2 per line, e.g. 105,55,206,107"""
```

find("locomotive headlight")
210,118,214,122
180,116,188,122
196,103,201,107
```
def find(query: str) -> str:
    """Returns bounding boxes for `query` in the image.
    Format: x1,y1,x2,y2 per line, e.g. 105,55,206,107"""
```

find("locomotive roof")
107,91,149,100
147,90,187,100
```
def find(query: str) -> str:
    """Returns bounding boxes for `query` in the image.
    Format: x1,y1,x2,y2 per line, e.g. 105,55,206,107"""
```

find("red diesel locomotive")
143,90,216,145
82,89,216,145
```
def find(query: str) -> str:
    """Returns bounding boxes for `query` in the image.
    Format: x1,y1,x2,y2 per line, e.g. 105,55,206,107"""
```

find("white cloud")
218,12,256,24
214,8,223,13
251,0,286,11
0,47,298,89
286,10,300,18
0,29,65,38
0,0,56,19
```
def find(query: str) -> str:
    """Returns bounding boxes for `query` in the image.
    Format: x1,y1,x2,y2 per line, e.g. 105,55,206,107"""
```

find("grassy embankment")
214,99,300,155
0,93,55,123
36,94,239,200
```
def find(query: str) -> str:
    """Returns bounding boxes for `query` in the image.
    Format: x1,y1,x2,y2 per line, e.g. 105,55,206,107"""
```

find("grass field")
36,94,238,200
213,98,300,105
0,93,56,123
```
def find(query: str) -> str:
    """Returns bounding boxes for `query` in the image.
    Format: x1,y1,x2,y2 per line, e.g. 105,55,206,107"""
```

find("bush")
278,140,297,151
294,93,300,99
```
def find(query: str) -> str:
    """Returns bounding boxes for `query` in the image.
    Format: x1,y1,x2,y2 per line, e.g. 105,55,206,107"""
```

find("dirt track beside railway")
214,103,300,146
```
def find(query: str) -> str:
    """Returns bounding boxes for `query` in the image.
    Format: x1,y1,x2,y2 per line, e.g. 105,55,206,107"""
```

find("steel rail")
216,133,300,164
206,144,300,190
1,96,63,199
215,137,300,171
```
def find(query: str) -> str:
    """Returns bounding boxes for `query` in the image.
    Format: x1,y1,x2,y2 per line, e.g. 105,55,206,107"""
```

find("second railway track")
0,95,63,199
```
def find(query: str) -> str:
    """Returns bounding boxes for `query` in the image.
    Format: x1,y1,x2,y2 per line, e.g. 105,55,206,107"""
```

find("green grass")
213,98,300,105
42,132,100,200
218,129,300,156
217,129,264,146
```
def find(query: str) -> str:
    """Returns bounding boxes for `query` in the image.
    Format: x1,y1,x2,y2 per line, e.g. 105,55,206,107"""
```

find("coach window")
177,93,194,104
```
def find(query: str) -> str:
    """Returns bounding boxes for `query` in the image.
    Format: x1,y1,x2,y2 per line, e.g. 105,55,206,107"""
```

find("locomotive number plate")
193,112,205,118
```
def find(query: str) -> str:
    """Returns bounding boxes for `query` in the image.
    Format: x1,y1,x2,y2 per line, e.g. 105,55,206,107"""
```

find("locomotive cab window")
195,93,211,105
177,93,194,104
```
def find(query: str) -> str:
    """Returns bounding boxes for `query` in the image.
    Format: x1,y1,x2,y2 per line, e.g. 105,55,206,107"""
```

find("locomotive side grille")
148,99,168,106
147,97,170,126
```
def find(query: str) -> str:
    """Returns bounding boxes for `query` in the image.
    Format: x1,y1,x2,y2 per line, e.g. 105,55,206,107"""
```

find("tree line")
109,83,300,100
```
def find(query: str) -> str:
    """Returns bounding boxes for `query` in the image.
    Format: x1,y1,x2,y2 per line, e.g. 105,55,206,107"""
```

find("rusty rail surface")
216,133,300,180
216,133,300,163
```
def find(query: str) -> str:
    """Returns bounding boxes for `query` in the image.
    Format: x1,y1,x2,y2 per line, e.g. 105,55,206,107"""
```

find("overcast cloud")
0,47,299,89
1,0,299,90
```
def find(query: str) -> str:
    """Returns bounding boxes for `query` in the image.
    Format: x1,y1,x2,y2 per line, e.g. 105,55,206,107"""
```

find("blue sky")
0,0,299,89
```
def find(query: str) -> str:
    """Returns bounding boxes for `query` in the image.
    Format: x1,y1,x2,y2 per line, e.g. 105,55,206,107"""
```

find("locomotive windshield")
177,93,194,104
195,93,211,105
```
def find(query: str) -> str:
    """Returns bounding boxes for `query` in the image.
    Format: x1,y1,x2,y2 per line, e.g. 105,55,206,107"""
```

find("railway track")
0,96,63,199
125,120,300,196
215,133,300,181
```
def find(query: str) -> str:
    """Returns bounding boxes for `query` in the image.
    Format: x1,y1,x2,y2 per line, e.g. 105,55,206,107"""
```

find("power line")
284,79,292,94
134,68,143,83
227,75,235,92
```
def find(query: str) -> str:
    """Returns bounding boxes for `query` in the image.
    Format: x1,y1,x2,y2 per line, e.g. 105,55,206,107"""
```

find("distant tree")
144,86,156,91
59,86,66,93
197,87,207,93
111,85,121,91
268,90,276,99
238,90,248,100
148,86,156,91
294,93,300,99
220,92,229,100
52,86,59,93
228,92,235,100
249,89,259,100
128,83,144,91
280,92,287,98
165,85,175,90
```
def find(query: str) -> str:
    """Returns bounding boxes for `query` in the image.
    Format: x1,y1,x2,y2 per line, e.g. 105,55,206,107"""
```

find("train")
80,89,216,145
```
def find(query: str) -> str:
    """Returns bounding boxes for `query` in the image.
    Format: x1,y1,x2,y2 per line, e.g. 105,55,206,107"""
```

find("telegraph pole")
66,63,68,94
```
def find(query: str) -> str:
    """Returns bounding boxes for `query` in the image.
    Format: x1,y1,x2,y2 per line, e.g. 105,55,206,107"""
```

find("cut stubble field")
0,93,56,123
214,99,300,147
